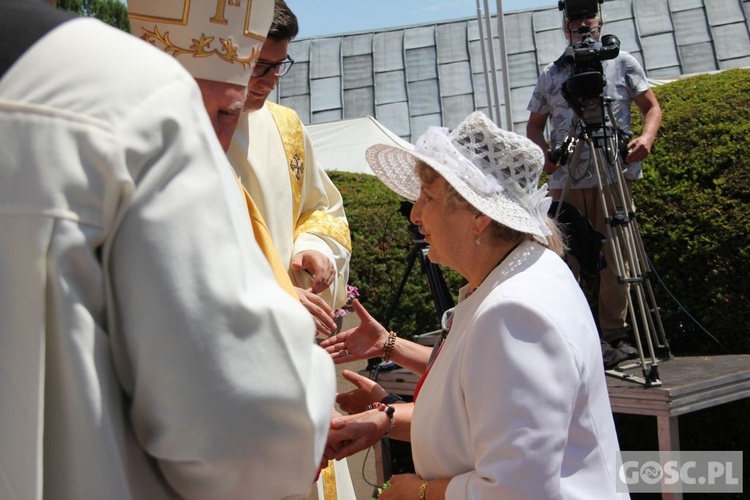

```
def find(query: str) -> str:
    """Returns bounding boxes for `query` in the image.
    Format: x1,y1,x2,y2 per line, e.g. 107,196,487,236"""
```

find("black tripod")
384,203,454,328
366,202,455,371
384,201,455,327
553,99,670,387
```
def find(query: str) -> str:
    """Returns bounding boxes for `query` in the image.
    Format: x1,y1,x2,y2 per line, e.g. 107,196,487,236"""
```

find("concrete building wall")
276,0,750,141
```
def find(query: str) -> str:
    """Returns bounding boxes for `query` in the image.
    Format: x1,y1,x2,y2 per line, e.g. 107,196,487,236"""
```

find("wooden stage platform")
607,354,750,451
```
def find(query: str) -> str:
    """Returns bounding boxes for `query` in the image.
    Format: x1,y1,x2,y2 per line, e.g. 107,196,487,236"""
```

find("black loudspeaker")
379,394,415,480
381,438,415,478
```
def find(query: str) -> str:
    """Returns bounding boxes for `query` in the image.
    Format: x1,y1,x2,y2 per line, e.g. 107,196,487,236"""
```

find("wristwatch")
380,393,403,405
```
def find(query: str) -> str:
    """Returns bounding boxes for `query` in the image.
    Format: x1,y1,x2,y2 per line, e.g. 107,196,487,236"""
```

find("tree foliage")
57,0,130,32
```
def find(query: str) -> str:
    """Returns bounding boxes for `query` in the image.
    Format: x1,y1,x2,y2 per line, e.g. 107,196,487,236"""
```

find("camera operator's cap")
127,0,273,86
366,111,552,243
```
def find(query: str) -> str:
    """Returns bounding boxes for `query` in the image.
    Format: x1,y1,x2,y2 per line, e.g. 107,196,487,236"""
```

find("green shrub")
632,68,750,356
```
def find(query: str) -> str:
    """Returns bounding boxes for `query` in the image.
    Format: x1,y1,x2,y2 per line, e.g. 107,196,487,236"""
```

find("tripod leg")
626,211,669,352
421,248,455,318
384,247,419,330
384,244,456,336
604,146,667,363
557,101,668,386
589,143,648,363
589,138,664,383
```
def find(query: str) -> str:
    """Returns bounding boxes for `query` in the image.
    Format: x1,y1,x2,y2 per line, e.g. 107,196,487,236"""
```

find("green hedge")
333,68,750,356
632,67,750,356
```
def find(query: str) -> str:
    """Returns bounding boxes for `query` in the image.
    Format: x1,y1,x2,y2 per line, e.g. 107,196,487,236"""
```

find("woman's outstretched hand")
320,299,388,363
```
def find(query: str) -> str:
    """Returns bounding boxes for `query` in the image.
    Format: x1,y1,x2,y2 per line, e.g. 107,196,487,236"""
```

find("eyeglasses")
567,20,602,34
251,55,295,78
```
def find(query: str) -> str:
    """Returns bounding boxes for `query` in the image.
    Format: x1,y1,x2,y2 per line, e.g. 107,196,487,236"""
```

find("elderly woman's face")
410,175,476,271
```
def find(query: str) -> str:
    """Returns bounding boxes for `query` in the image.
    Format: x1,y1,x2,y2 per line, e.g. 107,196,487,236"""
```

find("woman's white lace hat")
366,111,553,243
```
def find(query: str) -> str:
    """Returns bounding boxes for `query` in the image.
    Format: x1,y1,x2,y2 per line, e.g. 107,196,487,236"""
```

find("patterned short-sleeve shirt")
527,51,650,189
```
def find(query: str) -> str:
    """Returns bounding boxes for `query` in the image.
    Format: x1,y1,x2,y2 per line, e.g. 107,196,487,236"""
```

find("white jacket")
412,241,627,499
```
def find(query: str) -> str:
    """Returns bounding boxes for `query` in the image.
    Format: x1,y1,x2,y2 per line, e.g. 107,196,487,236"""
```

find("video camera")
558,0,620,127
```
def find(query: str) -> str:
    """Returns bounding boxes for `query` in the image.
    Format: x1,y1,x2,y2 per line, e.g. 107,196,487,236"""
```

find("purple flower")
334,284,360,318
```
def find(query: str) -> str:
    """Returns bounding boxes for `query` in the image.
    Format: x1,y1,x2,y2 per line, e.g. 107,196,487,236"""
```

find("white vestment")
0,18,335,500
228,103,351,308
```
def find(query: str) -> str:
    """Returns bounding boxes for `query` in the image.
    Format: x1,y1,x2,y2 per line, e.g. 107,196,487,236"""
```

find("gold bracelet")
418,480,429,500
382,331,397,363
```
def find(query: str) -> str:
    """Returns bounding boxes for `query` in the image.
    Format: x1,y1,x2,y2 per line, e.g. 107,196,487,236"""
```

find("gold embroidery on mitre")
211,0,241,25
244,0,263,38
295,211,352,253
131,1,268,43
140,26,261,68
128,1,190,25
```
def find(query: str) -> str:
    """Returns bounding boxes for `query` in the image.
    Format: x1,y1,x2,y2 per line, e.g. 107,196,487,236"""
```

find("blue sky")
287,0,558,38
119,1,558,39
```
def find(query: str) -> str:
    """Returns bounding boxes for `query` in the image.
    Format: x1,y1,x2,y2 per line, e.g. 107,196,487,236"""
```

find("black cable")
360,444,385,489
647,254,731,353
567,123,592,184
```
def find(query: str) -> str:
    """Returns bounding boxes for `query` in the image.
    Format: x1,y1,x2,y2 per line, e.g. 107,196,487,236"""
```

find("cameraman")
526,14,662,364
